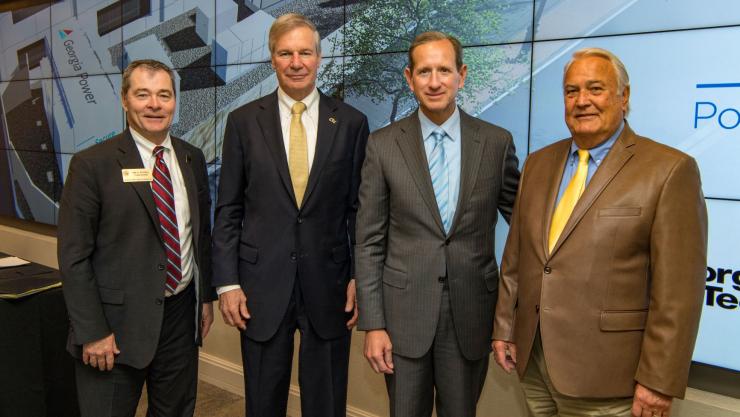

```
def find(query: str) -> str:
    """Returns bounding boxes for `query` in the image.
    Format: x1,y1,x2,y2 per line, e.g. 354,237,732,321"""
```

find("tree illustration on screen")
322,0,514,126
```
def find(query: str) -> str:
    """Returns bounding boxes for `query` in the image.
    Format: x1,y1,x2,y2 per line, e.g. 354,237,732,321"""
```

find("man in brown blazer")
493,47,707,417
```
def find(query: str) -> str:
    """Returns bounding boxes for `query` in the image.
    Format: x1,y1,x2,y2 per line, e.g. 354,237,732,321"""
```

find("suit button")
297,217,303,224
290,252,297,261
544,266,552,274
155,298,163,305
444,238,451,246
157,264,165,271
438,276,446,283
535,304,540,313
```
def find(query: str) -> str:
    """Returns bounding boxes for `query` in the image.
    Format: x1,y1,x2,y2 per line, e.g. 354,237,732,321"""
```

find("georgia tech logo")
58,28,73,39
706,266,740,310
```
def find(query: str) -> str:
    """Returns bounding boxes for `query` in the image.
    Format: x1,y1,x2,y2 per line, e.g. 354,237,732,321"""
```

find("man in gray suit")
355,32,520,417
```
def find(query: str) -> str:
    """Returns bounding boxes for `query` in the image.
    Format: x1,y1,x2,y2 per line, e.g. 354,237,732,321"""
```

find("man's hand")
201,302,214,339
219,288,250,330
364,329,394,374
82,333,120,371
492,340,517,374
345,279,358,329
632,383,672,417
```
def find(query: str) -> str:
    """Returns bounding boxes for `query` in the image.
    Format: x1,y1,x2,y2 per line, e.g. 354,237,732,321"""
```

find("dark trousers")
385,288,489,417
75,283,199,417
241,283,351,417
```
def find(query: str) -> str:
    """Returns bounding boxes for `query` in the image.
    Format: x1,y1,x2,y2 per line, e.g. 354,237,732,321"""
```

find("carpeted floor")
135,381,245,417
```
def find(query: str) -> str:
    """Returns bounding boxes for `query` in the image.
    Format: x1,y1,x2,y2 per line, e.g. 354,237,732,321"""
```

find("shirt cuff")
216,284,241,295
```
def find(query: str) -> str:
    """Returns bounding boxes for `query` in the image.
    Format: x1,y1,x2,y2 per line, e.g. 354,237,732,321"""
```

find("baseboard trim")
198,352,244,396
199,352,379,417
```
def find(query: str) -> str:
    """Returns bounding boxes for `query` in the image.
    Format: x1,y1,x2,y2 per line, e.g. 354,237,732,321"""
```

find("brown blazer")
494,123,707,399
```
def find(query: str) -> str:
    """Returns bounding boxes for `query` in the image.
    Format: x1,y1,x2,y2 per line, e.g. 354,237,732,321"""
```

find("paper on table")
0,256,31,268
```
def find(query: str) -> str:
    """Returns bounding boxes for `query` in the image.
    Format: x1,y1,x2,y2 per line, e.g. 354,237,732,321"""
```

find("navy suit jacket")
212,90,369,341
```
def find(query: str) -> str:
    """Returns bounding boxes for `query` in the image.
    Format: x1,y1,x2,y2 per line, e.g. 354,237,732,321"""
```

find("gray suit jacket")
356,109,520,360
58,131,214,369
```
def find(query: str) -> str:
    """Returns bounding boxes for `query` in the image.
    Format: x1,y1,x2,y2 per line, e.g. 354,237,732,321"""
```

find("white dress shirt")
216,87,320,296
130,127,194,296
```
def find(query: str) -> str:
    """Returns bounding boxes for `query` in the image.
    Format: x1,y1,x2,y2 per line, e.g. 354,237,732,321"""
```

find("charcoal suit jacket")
58,130,214,369
356,109,520,360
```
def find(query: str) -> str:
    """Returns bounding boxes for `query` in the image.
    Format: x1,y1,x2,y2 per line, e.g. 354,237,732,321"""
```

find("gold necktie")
548,149,590,253
288,101,308,207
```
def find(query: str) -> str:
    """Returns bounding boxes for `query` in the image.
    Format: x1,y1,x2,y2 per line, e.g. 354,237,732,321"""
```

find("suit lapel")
548,126,636,257
541,140,572,257
303,93,339,207
395,113,445,232
448,111,483,235
172,138,200,246
257,91,297,206
115,131,161,240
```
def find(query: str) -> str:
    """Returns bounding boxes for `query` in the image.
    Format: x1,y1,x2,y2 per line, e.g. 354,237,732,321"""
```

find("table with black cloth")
0,254,79,417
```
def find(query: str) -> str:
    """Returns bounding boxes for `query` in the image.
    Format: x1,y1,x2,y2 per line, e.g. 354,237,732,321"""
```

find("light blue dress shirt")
419,108,462,230
555,121,624,205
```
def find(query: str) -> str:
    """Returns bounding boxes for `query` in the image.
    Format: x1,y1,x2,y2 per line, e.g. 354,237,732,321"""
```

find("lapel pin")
329,117,337,124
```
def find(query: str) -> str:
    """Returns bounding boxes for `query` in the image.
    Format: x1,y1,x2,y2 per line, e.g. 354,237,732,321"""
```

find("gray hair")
268,13,321,56
563,47,629,93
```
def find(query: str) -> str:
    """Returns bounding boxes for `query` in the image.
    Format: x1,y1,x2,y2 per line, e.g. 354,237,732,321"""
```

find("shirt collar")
419,106,461,143
129,127,172,156
569,120,624,164
277,87,319,115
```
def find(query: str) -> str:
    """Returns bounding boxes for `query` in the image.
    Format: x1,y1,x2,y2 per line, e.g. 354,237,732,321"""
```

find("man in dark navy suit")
212,13,369,417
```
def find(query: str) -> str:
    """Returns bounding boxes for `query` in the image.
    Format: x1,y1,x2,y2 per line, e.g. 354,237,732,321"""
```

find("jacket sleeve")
195,149,216,301
355,134,390,331
58,154,111,345
211,113,246,288
348,115,370,278
493,156,528,341
635,155,707,398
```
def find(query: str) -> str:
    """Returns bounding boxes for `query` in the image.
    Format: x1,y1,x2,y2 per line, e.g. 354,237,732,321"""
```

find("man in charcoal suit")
58,59,214,417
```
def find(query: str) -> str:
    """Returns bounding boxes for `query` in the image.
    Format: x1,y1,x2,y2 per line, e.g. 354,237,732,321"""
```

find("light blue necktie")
429,130,450,233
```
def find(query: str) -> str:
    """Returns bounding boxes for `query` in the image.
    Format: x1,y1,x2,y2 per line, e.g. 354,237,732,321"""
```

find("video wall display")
1,0,739,373
530,27,740,200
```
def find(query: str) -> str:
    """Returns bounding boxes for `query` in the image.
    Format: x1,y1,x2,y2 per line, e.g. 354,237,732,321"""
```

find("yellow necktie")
548,149,590,253
288,101,308,207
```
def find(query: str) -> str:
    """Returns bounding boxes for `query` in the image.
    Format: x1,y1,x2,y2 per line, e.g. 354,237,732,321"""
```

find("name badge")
122,168,153,182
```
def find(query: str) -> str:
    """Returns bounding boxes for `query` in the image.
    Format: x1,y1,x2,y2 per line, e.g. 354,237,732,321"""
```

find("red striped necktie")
151,145,182,293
